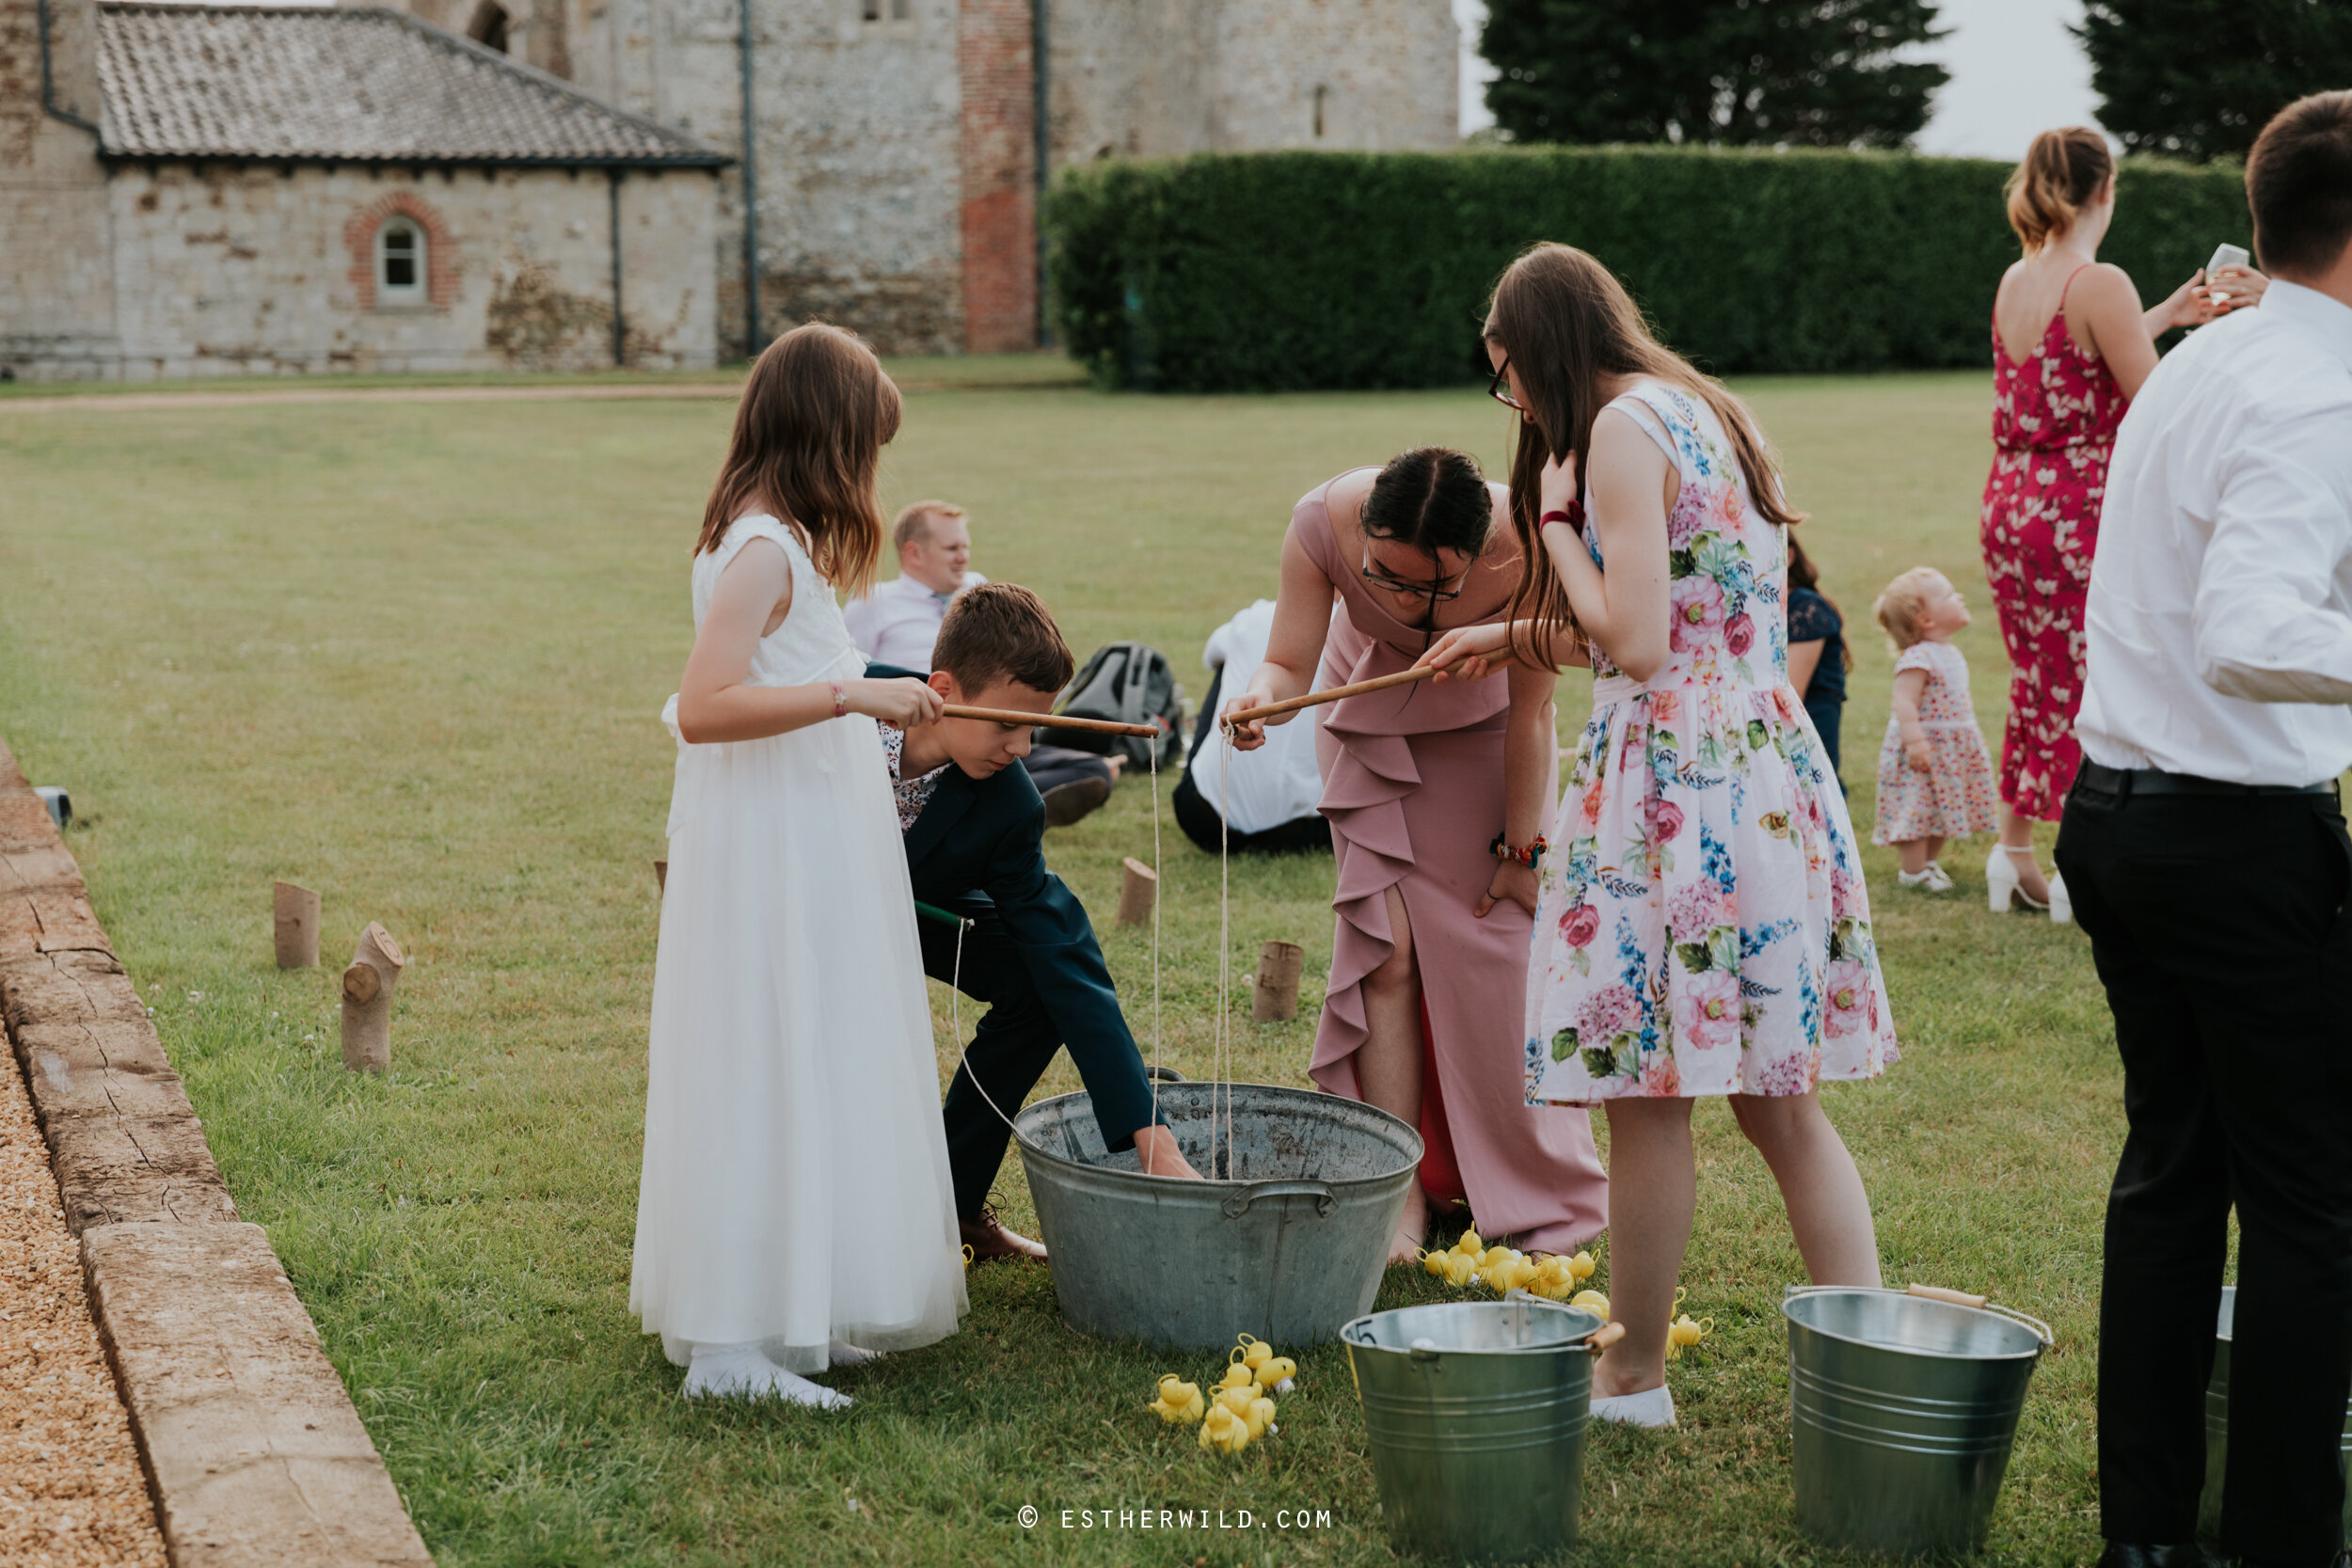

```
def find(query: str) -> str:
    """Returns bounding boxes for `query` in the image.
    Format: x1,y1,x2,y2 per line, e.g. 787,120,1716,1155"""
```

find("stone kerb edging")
0,733,435,1568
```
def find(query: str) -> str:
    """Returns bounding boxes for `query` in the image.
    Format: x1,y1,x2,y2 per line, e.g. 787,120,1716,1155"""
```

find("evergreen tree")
1482,0,1947,149
2077,0,2352,162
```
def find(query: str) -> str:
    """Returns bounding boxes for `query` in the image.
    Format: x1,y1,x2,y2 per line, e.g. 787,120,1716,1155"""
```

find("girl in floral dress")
1424,245,1899,1429
1868,567,2001,891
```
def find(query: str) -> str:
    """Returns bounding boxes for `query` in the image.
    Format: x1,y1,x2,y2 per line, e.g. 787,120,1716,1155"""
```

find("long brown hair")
695,322,902,595
1484,244,1801,666
2004,127,2112,252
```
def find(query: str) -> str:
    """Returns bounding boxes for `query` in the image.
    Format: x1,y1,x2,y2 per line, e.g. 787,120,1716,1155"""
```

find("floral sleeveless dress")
1869,641,2000,845
1980,267,2126,820
1527,385,1899,1103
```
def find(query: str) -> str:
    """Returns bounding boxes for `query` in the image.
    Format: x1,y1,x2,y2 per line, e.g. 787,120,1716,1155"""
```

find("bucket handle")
1784,1283,2056,1349
1219,1180,1336,1220
1499,1290,1625,1354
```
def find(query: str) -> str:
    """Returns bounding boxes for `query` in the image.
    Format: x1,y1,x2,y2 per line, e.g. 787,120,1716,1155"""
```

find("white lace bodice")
691,515,865,689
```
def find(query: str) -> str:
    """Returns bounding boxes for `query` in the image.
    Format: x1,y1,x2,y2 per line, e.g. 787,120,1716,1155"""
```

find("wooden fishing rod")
944,704,1161,738
1218,663,1444,732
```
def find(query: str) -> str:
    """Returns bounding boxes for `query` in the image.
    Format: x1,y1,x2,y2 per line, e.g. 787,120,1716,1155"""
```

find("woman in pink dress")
1980,127,2261,915
1227,448,1608,1261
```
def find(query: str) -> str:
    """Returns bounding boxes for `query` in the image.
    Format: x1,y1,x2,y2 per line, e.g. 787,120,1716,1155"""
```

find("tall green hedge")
1043,146,2250,391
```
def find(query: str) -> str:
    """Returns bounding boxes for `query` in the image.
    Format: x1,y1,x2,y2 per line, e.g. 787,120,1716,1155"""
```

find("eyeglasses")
1487,355,1523,411
1360,539,1472,602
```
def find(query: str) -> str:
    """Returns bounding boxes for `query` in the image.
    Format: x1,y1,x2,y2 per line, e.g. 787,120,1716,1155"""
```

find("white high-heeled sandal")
1985,844,2049,913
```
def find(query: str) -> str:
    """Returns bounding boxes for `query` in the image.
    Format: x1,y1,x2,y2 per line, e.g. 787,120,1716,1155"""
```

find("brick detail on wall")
958,0,1035,355
343,190,459,312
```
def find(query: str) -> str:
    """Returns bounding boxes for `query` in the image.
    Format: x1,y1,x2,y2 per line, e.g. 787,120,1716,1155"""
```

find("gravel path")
0,1053,166,1567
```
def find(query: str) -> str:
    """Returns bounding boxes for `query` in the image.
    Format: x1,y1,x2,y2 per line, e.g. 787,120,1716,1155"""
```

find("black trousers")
1021,745,1113,795
2056,778,2352,1562
917,910,1161,1222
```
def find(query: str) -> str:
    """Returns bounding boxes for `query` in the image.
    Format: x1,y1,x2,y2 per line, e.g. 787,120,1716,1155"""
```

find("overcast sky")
1454,0,2106,159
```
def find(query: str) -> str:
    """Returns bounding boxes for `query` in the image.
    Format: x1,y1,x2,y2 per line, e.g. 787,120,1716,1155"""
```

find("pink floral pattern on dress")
1871,641,2002,846
1527,385,1899,1104
1980,275,2126,821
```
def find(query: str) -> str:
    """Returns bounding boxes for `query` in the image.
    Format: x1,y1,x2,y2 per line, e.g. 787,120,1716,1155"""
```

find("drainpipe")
737,0,762,358
36,0,101,135
1031,0,1049,346
607,168,627,367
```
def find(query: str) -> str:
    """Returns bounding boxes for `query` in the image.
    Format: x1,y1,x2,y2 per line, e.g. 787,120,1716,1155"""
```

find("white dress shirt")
1186,599,1327,833
2075,279,2352,786
840,570,985,671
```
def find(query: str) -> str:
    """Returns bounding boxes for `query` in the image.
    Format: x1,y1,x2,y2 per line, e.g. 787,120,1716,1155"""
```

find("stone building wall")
1043,0,1456,172
99,163,719,378
957,0,1033,354
573,0,966,357
0,0,121,378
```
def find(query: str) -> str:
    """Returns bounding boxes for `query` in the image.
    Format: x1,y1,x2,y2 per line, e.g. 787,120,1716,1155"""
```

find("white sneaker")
1985,844,2049,912
1591,1383,1677,1427
1897,864,1953,893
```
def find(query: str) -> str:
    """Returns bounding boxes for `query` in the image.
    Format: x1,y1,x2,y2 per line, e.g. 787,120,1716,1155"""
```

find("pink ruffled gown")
1294,474,1609,1253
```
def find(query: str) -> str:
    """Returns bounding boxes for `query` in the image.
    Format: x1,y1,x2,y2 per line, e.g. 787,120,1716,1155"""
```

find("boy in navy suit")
874,583,1201,1260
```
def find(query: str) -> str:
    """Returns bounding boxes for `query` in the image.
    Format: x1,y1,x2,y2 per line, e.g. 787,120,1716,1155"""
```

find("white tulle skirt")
630,697,967,1372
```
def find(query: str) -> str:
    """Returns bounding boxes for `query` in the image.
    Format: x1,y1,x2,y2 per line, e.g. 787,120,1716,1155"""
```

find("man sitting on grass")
872,582,1202,1260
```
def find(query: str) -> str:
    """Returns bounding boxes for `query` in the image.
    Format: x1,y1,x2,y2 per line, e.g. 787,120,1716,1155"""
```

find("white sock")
682,1342,850,1409
828,1338,881,1366
1591,1383,1677,1428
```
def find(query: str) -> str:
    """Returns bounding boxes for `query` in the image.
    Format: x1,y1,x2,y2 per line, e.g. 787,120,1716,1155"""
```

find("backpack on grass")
1045,641,1185,771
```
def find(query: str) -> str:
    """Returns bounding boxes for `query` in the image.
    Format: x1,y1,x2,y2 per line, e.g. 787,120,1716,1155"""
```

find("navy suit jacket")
869,664,1138,1064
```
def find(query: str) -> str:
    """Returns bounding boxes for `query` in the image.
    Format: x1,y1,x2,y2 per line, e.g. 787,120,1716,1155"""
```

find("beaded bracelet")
1489,832,1549,868
830,680,848,720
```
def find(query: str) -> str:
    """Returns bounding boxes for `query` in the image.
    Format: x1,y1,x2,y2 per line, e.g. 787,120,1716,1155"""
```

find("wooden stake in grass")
272,880,320,969
1117,857,1157,927
653,859,667,892
341,921,408,1074
1251,940,1304,1022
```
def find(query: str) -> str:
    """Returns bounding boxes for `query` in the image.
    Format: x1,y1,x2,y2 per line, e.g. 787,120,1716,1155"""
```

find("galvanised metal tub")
2197,1285,2352,1546
1012,1082,1421,1351
1783,1285,2054,1556
1341,1296,1615,1563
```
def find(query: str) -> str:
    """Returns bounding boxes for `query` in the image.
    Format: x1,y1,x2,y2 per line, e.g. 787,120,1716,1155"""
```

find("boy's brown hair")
695,322,901,596
2248,91,2352,278
933,582,1075,696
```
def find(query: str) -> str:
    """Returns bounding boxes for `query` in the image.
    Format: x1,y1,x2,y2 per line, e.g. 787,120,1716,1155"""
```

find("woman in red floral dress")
1980,127,2262,917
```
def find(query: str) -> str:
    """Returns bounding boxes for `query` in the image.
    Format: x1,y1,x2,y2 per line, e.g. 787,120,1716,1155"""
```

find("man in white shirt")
842,499,986,671
1172,599,1331,853
2058,92,2352,1568
845,499,1115,825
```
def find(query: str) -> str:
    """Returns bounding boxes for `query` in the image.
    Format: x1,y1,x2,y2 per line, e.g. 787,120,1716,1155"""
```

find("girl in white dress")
631,323,968,1406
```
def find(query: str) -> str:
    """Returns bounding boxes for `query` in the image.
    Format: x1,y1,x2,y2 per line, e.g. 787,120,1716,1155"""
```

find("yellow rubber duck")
1199,1402,1251,1454
1665,1313,1713,1361
1214,1384,1257,1421
1570,1289,1610,1319
961,1243,975,1274
1452,1229,1485,1259
1245,1395,1278,1439
1234,1335,1275,1373
1254,1355,1296,1393
1568,1250,1597,1283
1149,1374,1204,1426
1421,1247,1449,1279
1217,1362,1258,1394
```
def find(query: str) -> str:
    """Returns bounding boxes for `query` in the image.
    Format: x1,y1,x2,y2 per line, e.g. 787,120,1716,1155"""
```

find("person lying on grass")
870,582,1203,1262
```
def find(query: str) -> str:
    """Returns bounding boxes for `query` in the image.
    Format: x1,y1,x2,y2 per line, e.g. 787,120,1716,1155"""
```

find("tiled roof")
94,3,730,166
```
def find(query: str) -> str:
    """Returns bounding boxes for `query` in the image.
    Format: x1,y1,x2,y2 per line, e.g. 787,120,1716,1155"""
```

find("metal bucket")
2197,1285,2352,1545
1012,1082,1421,1351
1342,1296,1610,1562
1783,1286,2054,1556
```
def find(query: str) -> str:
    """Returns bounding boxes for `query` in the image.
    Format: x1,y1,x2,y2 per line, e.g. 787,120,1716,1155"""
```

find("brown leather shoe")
1041,776,1110,828
960,1205,1047,1263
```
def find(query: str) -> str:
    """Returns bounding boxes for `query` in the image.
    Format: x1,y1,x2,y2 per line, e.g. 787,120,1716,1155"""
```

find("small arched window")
376,218,425,308
467,0,510,51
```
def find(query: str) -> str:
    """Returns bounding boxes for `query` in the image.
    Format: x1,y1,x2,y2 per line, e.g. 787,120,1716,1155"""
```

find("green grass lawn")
0,369,2122,1564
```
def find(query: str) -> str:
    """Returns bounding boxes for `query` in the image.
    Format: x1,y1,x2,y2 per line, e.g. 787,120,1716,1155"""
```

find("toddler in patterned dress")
1870,568,2000,889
